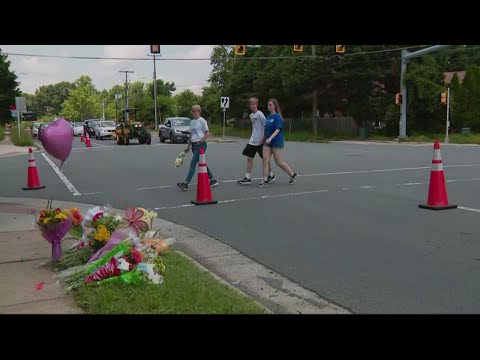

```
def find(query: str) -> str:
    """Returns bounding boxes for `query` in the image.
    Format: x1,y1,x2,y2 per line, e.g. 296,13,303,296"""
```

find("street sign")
220,97,230,109
15,97,27,113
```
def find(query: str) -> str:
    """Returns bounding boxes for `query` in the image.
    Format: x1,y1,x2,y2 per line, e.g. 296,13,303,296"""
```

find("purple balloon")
40,118,73,164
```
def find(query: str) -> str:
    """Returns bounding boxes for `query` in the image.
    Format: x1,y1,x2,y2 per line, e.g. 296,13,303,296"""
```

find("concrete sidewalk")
0,201,83,314
0,131,41,158
0,197,349,314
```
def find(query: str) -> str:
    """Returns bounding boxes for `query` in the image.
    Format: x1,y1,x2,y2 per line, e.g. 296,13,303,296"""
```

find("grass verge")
9,127,34,146
73,250,268,314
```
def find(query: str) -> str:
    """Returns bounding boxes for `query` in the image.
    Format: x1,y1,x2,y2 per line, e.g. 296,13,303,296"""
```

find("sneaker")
210,179,219,188
289,173,298,184
265,174,276,184
177,182,188,191
237,177,252,185
257,181,269,188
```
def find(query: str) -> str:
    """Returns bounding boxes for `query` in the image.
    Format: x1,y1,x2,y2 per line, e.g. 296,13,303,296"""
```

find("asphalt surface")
1,135,480,313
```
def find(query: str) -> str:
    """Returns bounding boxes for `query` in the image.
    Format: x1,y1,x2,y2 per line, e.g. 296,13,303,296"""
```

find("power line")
1,46,433,62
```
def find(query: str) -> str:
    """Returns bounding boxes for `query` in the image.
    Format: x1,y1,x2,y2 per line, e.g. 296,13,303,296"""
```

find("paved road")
2,136,480,313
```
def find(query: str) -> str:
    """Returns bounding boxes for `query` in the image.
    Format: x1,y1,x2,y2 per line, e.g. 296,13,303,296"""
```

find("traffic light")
235,45,246,55
335,45,345,54
293,45,303,52
395,93,402,105
150,45,161,54
441,91,448,104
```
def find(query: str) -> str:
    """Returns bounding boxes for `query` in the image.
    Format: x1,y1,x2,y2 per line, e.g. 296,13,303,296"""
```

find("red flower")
70,208,83,225
124,208,148,237
92,212,104,223
84,257,120,283
130,248,142,264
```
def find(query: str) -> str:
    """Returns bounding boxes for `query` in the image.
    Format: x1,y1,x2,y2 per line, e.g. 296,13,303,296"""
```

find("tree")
200,85,222,124
404,55,445,133
173,90,200,118
34,81,76,116
0,49,20,123
454,65,480,131
60,75,101,120
146,80,176,98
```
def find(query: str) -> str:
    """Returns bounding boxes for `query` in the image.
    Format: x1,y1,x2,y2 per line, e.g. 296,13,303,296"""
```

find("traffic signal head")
150,45,161,54
441,91,448,104
336,45,345,54
293,45,303,52
235,45,246,55
395,93,402,105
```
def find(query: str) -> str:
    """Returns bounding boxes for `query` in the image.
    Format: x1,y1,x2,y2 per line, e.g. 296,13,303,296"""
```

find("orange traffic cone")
85,133,92,147
80,133,84,142
418,140,457,210
191,147,218,205
22,148,45,190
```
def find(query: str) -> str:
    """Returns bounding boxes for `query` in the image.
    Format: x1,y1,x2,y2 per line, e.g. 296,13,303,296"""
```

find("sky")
0,45,215,96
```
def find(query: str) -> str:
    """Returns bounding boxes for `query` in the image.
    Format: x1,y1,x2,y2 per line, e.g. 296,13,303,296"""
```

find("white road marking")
81,192,103,196
152,189,329,211
298,164,474,178
41,153,81,196
137,185,173,191
458,206,480,213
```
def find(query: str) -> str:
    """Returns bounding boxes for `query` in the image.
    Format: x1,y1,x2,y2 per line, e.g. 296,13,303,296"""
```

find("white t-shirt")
249,110,267,146
190,117,209,143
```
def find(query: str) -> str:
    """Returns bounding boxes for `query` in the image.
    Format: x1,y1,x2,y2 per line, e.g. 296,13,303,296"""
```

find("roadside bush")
9,127,34,146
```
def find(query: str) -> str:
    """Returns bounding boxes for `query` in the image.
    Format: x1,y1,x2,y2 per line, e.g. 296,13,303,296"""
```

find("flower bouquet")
58,232,176,292
174,150,187,167
36,202,73,263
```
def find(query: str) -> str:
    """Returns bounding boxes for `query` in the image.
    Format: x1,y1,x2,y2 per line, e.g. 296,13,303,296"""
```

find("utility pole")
148,45,161,131
399,45,451,139
445,87,451,143
119,70,134,121
312,45,317,136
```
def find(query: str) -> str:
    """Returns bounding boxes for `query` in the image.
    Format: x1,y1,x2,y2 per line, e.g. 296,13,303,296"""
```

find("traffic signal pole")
399,45,450,139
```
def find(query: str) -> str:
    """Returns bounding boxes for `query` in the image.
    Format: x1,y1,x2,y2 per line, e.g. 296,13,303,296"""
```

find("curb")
0,197,351,314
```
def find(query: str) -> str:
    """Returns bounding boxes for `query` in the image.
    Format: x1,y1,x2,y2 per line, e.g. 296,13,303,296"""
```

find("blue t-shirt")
265,113,284,147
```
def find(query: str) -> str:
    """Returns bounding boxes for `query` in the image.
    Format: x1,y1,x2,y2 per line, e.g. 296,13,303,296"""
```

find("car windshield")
74,122,83,127
172,119,191,127
101,121,116,127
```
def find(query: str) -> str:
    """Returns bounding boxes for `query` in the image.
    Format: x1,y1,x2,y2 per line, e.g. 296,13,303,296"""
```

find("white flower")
149,273,164,285
117,258,130,271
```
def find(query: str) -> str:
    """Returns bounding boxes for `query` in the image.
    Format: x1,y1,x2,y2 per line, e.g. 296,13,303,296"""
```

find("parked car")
71,122,84,136
32,122,41,138
84,119,100,138
159,117,191,143
38,122,52,142
94,120,116,140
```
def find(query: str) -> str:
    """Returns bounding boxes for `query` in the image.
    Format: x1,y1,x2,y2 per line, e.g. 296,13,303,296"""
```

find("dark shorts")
263,142,284,149
242,143,263,158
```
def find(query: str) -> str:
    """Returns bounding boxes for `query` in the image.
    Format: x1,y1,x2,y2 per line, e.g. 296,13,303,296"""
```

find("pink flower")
124,208,148,237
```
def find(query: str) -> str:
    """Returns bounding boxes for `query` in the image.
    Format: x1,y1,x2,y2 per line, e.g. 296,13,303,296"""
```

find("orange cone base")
418,204,457,210
191,199,218,205
23,185,46,190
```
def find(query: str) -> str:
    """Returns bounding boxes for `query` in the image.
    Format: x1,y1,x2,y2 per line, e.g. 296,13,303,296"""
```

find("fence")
234,116,358,136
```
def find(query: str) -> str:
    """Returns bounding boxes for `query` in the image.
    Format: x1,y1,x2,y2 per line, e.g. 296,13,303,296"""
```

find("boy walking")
237,97,274,185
